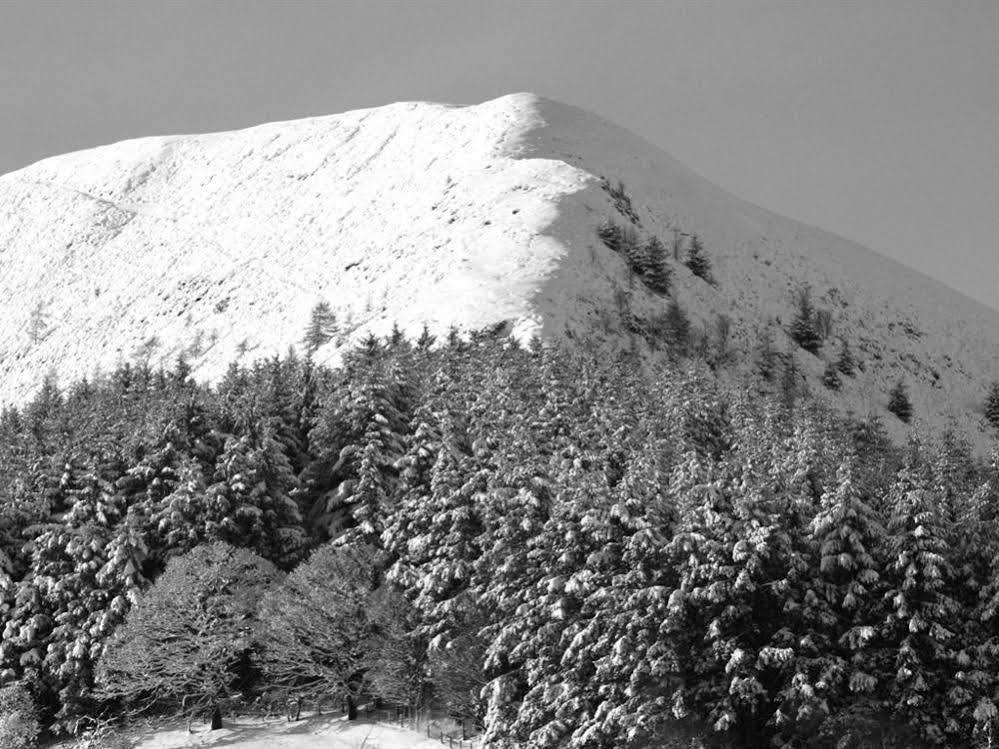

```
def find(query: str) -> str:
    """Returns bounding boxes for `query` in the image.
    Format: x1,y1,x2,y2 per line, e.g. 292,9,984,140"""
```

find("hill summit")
1,93,997,445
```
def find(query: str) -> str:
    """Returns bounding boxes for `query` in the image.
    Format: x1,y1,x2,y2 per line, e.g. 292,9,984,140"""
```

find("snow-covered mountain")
1,93,997,447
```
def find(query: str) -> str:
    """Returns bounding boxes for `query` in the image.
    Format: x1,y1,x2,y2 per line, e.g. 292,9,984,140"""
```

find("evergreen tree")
303,301,338,356
685,234,713,284
790,287,821,355
806,461,886,741
836,339,856,376
663,300,691,354
821,361,842,391
643,236,672,294
887,380,913,424
985,382,999,430
596,219,623,252
881,463,960,744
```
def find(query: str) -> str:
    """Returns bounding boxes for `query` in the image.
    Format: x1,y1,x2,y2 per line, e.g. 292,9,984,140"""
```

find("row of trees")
3,328,999,746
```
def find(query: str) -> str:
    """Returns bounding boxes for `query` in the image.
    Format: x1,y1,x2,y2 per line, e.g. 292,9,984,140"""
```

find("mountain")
1,93,997,447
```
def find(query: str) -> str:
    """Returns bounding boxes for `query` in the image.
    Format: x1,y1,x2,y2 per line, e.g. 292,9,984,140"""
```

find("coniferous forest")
2,329,999,747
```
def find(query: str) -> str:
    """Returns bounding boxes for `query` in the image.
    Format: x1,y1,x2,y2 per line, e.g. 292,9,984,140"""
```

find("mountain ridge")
1,92,997,448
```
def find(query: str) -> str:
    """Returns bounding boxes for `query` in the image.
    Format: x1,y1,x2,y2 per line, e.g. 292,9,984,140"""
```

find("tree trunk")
347,694,358,721
210,705,223,730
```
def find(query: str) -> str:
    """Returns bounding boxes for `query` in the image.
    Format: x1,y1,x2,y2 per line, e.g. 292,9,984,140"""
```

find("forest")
2,326,999,748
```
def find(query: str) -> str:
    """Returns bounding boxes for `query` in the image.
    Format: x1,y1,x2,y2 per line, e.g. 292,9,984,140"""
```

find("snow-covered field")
1,92,997,448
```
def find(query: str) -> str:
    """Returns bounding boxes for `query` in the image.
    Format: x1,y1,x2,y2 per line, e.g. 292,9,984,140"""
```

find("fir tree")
685,234,713,284
790,286,821,355
887,380,913,423
596,219,623,252
303,301,338,356
985,382,999,430
663,299,691,354
643,236,672,294
836,339,856,376
822,361,842,391
882,464,960,744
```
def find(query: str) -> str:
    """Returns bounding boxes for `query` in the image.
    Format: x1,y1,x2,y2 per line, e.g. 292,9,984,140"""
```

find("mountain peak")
2,95,997,448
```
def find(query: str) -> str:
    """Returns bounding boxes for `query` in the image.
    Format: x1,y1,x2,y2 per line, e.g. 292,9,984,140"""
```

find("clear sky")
2,1,997,310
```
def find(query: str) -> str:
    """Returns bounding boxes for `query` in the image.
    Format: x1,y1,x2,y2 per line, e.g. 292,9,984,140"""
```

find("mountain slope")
1,93,997,447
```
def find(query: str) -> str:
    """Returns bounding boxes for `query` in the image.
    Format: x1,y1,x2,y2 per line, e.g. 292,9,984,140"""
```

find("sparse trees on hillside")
887,380,913,423
597,220,672,295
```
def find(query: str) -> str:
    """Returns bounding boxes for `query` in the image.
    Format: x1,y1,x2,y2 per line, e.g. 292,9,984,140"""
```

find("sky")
2,1,997,310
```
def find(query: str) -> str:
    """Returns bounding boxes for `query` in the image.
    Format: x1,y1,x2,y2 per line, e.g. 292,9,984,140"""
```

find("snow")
135,716,443,749
56,715,450,749
1,92,998,449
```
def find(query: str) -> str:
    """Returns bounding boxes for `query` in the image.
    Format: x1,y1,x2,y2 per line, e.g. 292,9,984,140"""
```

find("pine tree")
303,301,338,356
836,339,856,376
685,234,713,284
625,235,652,279
757,327,778,382
663,300,691,354
887,380,913,423
597,219,623,252
806,461,885,733
643,236,672,294
985,382,999,430
882,464,960,744
821,361,842,391
790,287,821,354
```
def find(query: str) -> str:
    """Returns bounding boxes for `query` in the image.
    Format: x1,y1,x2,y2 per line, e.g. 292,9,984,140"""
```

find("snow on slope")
1,93,998,447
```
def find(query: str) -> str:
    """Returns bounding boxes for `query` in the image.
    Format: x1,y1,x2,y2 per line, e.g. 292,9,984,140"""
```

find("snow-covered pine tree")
882,461,960,744
201,430,307,566
805,460,886,741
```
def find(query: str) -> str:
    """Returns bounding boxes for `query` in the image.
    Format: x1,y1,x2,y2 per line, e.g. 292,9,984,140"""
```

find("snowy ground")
130,715,443,749
55,713,459,749
2,92,998,450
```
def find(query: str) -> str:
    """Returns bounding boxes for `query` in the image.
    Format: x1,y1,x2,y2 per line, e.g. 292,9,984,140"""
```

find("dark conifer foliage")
836,338,857,376
790,286,822,354
597,220,673,295
985,381,999,429
685,233,714,284
303,301,338,356
887,379,913,423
